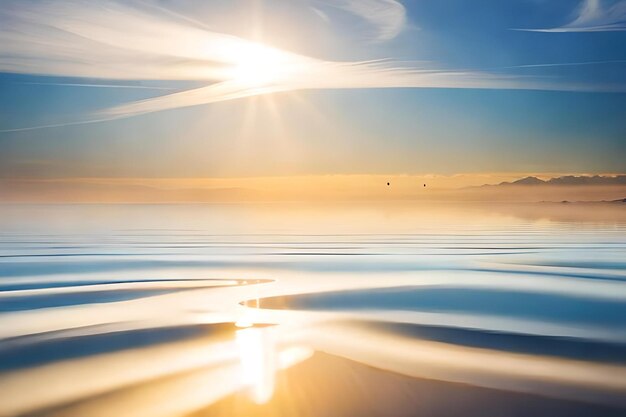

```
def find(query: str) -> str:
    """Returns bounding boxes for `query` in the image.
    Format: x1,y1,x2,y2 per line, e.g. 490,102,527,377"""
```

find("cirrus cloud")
312,0,407,41
518,0,626,32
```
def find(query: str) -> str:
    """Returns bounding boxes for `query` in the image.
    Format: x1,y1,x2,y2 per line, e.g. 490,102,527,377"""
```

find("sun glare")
228,43,297,88
236,326,277,404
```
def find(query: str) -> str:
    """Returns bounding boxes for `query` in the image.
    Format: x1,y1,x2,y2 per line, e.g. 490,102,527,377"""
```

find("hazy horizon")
2,173,625,203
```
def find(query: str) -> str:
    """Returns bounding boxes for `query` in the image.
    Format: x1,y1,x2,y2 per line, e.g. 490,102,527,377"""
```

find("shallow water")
0,203,625,417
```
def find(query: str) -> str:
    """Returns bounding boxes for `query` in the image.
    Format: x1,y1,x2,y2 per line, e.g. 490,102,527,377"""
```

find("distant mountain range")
488,175,626,187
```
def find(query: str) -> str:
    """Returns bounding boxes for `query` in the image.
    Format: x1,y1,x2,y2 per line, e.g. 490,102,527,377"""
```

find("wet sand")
197,351,626,417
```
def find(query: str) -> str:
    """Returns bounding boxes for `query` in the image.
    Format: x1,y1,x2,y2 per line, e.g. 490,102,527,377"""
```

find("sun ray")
238,95,261,144
260,94,295,162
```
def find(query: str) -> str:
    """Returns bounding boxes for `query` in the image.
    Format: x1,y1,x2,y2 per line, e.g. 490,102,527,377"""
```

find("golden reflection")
235,296,260,328
235,325,277,404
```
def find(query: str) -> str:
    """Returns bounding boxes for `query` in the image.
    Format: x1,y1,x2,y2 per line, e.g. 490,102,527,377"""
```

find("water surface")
0,202,625,417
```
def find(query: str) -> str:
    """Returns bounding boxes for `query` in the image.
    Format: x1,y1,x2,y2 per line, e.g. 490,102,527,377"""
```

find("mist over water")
0,202,625,416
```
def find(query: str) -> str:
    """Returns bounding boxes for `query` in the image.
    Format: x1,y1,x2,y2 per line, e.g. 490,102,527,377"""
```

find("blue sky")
0,0,625,178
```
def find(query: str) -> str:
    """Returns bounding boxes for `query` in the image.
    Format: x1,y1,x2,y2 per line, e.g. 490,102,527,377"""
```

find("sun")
227,42,298,88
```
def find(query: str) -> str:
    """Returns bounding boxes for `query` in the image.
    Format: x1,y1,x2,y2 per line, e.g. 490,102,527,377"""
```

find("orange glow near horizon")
1,173,626,203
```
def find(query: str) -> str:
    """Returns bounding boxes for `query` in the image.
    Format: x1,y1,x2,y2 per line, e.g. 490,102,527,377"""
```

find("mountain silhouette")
490,175,626,187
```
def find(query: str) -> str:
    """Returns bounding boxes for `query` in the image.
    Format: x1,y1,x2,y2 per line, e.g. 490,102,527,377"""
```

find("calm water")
0,203,625,417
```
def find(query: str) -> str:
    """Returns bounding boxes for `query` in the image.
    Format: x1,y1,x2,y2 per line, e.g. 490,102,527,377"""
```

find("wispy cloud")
0,1,246,80
13,81,175,90
312,0,407,41
95,65,522,119
518,0,626,32
500,59,626,69
0,0,623,131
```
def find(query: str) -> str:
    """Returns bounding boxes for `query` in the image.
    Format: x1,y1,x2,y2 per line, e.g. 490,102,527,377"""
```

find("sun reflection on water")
235,325,277,404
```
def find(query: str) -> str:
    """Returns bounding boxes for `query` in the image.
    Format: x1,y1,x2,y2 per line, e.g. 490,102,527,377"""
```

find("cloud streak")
518,0,626,32
313,0,407,41
77,58,539,121
499,59,626,69
13,81,175,90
